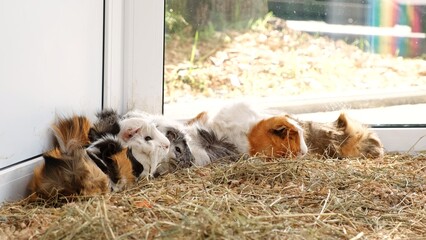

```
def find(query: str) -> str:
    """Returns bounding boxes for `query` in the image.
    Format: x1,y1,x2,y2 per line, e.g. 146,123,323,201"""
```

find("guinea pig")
90,109,189,176
182,123,240,166
188,102,307,159
248,115,308,158
163,127,194,168
124,110,240,168
298,112,384,159
123,110,195,172
88,109,121,142
335,113,383,158
29,116,142,200
118,117,170,178
86,135,141,193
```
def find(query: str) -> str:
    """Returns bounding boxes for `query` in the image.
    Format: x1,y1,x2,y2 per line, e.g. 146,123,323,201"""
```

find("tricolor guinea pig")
188,102,308,159
29,116,142,200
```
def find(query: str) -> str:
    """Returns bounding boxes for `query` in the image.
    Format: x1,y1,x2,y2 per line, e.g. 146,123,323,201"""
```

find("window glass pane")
163,0,426,125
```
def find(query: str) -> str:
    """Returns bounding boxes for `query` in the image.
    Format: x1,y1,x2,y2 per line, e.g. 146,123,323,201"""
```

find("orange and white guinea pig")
188,102,308,158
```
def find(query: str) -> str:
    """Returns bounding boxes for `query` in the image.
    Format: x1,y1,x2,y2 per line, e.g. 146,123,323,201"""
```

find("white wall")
0,0,104,202
0,0,104,169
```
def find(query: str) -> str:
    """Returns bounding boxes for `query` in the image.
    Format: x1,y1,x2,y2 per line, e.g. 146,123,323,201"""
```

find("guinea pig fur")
188,102,308,159
91,109,189,176
118,118,170,178
248,115,308,158
29,116,142,201
123,110,195,172
124,110,240,171
182,123,240,166
88,109,121,142
297,112,384,159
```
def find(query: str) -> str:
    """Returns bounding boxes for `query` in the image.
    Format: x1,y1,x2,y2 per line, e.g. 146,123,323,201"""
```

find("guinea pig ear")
121,128,140,142
269,125,288,139
166,129,177,141
187,111,208,125
336,112,348,129
88,128,101,142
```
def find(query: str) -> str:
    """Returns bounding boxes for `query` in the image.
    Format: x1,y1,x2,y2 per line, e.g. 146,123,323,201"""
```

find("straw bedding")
1,153,425,239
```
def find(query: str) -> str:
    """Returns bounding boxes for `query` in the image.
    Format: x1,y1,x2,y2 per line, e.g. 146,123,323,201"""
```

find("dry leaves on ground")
165,18,426,103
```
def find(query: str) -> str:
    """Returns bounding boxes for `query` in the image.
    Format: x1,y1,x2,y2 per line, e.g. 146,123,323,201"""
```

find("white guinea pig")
118,118,170,177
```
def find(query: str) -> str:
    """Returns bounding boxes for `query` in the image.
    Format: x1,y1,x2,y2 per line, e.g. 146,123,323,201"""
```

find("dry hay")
1,153,426,239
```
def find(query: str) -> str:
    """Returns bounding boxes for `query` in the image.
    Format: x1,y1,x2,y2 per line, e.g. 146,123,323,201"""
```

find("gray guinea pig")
164,127,194,168
151,126,195,177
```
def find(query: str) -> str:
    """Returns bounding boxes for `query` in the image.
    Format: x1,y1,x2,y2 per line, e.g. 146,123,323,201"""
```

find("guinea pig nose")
153,171,161,178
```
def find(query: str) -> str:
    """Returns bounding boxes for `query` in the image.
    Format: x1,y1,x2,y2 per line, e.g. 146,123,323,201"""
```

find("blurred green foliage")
165,0,268,34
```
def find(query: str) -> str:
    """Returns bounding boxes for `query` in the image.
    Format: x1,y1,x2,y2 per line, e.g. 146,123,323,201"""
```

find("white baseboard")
0,157,42,204
375,128,426,153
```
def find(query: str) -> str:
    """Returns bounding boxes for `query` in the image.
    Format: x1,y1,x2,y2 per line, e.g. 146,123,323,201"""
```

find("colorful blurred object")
269,0,426,57
369,1,425,57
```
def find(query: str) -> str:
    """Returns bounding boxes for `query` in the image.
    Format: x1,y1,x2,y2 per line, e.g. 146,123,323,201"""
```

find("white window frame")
375,128,426,153
104,0,164,114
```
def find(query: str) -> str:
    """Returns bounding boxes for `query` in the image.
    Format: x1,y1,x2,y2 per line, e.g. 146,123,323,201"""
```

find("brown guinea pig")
297,112,384,159
248,115,308,158
29,116,110,201
335,112,384,158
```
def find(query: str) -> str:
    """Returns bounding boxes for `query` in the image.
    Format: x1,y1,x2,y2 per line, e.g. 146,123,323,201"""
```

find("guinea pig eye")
271,126,287,139
175,146,181,154
145,136,152,141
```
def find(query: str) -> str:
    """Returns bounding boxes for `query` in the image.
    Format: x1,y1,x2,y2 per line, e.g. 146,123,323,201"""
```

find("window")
163,0,426,151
